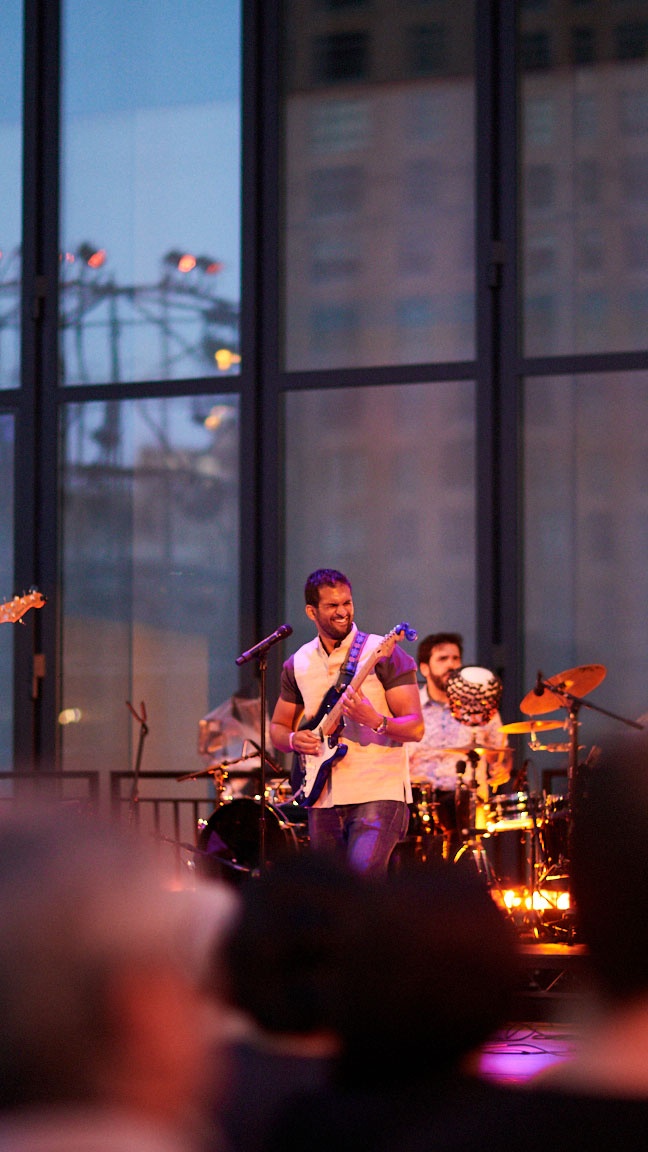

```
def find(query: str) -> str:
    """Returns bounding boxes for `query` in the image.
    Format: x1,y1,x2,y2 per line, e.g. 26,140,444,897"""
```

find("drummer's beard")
431,671,452,695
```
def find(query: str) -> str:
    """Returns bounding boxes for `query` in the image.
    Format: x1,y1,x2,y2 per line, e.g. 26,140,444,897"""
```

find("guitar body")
297,740,349,808
292,684,348,806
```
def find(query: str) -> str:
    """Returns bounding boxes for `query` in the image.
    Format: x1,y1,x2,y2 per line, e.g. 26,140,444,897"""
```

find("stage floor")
479,1021,579,1085
479,942,593,1085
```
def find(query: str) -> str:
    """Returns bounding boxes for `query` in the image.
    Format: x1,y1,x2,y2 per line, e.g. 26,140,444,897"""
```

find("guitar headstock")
393,621,418,643
0,590,46,624
377,621,418,658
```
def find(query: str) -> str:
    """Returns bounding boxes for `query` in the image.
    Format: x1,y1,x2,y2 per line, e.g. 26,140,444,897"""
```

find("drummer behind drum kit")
178,662,642,941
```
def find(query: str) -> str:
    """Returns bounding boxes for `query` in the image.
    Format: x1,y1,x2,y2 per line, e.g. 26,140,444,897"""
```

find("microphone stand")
126,700,148,826
257,653,268,875
235,624,292,877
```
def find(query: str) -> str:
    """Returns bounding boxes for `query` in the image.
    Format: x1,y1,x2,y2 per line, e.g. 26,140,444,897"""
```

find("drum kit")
438,661,642,937
175,661,642,926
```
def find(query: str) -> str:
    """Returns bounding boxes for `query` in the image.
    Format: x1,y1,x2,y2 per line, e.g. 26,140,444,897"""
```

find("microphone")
235,623,293,666
534,670,545,696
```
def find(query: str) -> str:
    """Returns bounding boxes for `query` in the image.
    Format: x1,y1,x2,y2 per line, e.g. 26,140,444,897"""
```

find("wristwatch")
372,715,388,735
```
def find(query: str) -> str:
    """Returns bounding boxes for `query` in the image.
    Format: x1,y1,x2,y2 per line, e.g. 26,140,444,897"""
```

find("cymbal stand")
535,676,643,821
534,677,643,937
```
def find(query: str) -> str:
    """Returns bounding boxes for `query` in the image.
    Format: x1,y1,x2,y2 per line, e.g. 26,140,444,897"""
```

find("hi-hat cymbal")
535,742,585,753
423,745,512,757
499,719,565,735
520,664,607,716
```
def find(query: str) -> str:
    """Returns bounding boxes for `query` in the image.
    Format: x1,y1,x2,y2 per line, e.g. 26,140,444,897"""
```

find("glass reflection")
60,395,240,786
283,1,476,371
0,2,23,390
0,415,15,768
60,0,241,385
524,372,648,785
520,2,648,356
284,382,476,653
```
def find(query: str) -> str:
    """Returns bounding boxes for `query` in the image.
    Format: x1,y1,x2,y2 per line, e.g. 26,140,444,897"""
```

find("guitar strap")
335,630,369,691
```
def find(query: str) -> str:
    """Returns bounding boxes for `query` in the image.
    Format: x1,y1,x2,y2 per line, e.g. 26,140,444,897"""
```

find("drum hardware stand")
126,700,148,826
453,752,497,885
176,750,260,784
533,674,643,830
531,673,644,940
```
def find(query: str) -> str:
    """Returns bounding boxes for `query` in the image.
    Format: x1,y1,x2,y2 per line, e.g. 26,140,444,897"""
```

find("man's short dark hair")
417,632,464,666
304,568,351,608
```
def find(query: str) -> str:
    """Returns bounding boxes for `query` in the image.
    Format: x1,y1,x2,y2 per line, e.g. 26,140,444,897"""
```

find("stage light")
196,256,223,274
204,404,232,431
77,243,106,268
214,348,241,371
58,707,82,725
177,253,197,273
499,886,571,913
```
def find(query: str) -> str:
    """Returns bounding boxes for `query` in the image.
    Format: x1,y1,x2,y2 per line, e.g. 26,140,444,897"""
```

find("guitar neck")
320,644,382,737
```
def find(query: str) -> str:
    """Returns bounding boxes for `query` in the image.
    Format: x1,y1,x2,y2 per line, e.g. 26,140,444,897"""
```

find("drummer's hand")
291,728,321,755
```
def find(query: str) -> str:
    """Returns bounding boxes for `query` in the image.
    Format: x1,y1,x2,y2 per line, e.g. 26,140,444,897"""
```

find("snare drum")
196,797,300,885
483,792,542,889
485,792,542,832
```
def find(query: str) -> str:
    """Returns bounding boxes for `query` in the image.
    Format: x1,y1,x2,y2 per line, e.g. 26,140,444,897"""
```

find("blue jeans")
307,800,410,876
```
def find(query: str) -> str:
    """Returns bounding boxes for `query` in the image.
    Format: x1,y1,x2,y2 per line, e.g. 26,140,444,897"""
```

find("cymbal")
520,663,607,716
423,745,512,757
499,719,564,735
535,742,585,753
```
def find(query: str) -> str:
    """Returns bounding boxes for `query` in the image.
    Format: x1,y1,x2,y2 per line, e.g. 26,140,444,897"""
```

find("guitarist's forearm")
269,721,294,755
379,712,425,743
270,721,321,756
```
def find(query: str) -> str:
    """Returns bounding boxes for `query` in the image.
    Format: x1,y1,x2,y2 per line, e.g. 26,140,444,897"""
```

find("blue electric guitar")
294,621,417,807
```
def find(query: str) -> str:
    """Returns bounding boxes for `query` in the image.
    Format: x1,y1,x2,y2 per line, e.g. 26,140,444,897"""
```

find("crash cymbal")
520,663,607,716
499,719,565,735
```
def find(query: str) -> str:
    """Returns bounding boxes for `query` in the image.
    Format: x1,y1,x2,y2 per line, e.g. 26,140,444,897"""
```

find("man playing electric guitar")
270,568,424,875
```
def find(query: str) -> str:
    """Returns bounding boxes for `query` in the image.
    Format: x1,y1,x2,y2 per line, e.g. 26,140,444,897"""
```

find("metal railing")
0,771,100,811
110,770,219,882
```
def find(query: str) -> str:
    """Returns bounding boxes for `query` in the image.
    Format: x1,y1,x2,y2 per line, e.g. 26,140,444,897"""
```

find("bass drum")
197,798,300,885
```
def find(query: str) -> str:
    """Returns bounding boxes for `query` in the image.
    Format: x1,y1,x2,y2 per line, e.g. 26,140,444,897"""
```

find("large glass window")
284,382,477,654
60,1,241,385
0,415,15,768
0,2,23,390
523,372,648,789
520,2,648,357
60,394,240,797
283,1,476,371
